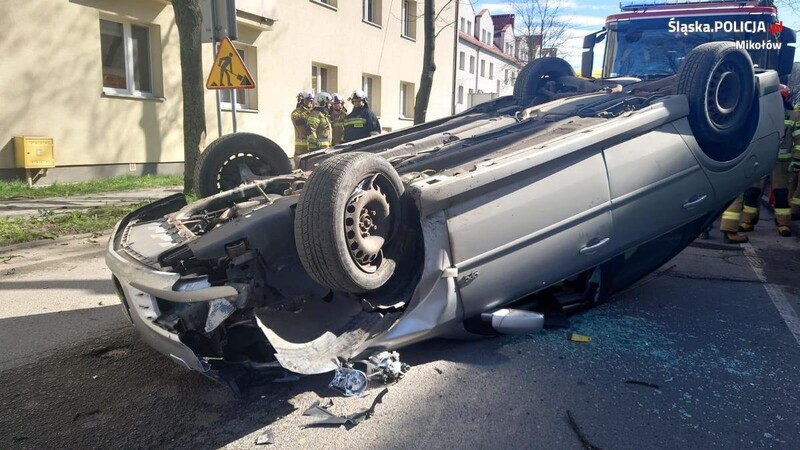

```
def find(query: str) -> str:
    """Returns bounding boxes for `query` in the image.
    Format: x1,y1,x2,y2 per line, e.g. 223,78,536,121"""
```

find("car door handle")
682,194,708,210
580,237,610,255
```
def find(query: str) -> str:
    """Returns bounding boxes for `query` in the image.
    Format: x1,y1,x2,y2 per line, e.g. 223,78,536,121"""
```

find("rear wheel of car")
676,42,755,152
513,57,576,105
194,133,293,198
294,152,405,293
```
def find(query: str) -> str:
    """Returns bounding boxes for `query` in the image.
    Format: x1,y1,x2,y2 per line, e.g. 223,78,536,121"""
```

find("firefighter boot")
724,232,749,244
739,186,761,232
774,189,793,237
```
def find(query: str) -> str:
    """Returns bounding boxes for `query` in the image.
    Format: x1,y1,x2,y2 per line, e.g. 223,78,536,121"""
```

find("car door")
603,122,715,256
445,149,615,317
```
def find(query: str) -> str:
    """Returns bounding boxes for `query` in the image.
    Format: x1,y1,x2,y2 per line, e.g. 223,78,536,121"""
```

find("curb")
0,231,111,254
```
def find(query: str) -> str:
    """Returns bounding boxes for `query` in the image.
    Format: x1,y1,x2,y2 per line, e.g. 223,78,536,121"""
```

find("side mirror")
778,27,797,79
581,50,594,78
583,33,596,49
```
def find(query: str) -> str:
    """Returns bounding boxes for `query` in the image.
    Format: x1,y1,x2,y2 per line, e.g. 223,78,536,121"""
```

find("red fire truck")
581,0,796,82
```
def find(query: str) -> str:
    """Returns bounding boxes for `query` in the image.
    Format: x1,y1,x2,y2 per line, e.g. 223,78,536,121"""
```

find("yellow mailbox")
14,136,55,169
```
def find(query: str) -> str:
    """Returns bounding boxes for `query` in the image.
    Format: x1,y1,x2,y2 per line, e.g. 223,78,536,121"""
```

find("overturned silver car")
107,43,783,389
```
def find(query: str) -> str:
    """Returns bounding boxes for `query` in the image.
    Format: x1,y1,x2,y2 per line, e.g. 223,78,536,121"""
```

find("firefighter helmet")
331,93,345,104
298,90,314,101
316,92,332,108
350,89,368,102
780,84,793,109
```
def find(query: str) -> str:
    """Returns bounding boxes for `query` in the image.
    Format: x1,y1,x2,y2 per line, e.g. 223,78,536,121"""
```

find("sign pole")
211,0,223,138
231,90,238,132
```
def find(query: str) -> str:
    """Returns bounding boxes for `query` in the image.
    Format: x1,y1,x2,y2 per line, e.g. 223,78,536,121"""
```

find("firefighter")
789,101,800,219
720,181,764,244
329,93,348,145
307,92,333,152
342,90,381,143
291,91,314,162
771,84,797,236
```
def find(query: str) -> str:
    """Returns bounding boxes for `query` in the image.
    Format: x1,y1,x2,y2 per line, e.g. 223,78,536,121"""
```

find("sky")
471,0,800,70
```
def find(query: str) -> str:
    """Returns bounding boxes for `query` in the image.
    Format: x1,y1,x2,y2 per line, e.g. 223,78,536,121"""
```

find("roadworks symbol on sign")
206,36,255,90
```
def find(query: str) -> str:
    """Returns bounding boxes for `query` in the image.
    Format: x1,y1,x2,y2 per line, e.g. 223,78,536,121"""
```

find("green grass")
0,201,150,247
0,174,183,200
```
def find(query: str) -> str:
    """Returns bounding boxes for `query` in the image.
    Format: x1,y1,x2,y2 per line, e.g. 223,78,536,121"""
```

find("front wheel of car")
294,152,406,293
193,132,293,198
676,42,755,153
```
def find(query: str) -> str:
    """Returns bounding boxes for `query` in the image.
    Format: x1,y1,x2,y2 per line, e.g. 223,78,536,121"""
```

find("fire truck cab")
581,0,796,82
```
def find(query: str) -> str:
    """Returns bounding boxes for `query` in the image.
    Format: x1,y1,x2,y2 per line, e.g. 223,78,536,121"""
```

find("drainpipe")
475,46,480,94
451,0,460,114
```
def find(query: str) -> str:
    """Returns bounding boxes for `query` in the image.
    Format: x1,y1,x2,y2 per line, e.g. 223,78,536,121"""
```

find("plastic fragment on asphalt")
567,410,603,450
625,380,660,389
303,388,389,429
255,429,274,445
570,332,592,343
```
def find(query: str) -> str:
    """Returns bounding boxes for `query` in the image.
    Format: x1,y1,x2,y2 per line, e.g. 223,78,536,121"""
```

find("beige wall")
0,0,457,174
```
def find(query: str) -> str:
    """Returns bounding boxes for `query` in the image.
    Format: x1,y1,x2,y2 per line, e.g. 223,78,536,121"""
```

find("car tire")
513,57,576,105
294,152,405,293
676,42,755,150
194,132,293,198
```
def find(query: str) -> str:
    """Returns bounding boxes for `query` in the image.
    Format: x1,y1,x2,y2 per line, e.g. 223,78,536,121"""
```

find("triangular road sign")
206,36,255,90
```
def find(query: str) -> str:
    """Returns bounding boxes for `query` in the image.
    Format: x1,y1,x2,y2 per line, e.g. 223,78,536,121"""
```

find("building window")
480,59,485,77
401,1,417,39
221,46,255,110
460,17,465,32
100,19,154,96
399,81,415,118
312,0,338,8
363,0,382,25
469,55,475,74
362,73,381,115
489,63,494,80
312,62,338,94
457,85,464,104
459,52,465,71
467,21,472,35
504,69,509,84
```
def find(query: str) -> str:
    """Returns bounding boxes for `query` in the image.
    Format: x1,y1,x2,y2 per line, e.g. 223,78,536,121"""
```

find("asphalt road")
1,217,799,449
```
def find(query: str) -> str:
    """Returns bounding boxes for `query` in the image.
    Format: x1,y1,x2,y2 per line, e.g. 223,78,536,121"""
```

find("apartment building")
454,1,523,113
0,0,457,183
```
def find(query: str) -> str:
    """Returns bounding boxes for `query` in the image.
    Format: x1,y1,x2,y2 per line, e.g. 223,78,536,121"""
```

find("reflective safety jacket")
329,107,348,145
306,108,332,151
780,108,800,161
342,106,381,143
291,105,311,154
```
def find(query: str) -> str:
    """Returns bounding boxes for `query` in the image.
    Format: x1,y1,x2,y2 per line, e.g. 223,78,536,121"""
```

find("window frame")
480,59,485,77
459,51,465,71
401,0,417,40
311,0,338,10
457,85,464,104
363,0,382,26
469,55,475,74
220,45,256,111
399,81,415,119
489,62,494,80
100,18,155,98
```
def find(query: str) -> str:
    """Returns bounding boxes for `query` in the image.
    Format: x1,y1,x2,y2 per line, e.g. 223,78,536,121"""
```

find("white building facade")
454,1,523,113
0,0,457,183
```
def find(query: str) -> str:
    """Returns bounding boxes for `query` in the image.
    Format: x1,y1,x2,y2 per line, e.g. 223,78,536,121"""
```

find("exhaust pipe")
481,308,545,335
